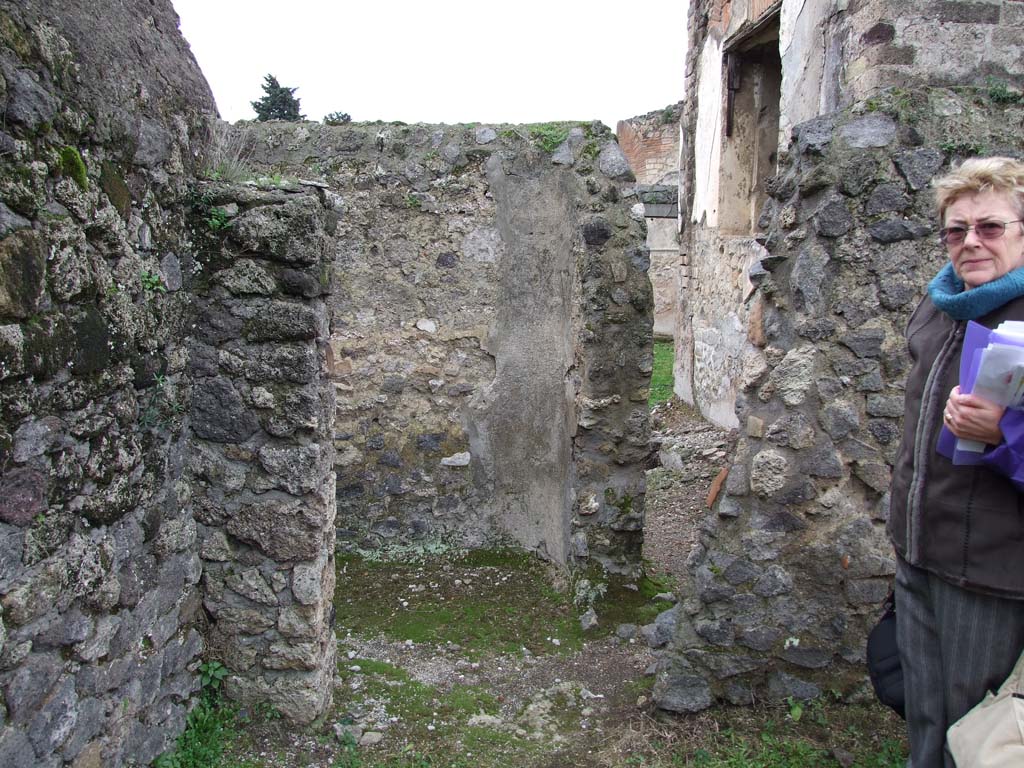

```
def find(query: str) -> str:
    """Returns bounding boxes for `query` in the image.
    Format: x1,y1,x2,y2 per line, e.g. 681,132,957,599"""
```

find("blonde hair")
934,156,1024,223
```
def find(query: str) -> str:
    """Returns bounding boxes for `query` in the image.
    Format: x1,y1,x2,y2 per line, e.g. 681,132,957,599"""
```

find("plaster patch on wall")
779,0,833,144
692,36,724,227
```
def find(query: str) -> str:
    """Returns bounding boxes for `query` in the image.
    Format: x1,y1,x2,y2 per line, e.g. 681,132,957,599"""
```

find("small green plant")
205,206,231,231
333,730,361,768
199,660,228,691
986,77,1023,105
786,695,804,723
405,194,422,210
324,111,352,125
940,139,987,156
572,577,607,608
201,122,254,182
58,146,88,191
581,141,601,161
141,270,166,293
527,122,577,153
153,696,236,768
139,373,185,430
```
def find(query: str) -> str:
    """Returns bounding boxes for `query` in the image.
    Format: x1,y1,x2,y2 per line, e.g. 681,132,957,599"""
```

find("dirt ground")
217,400,905,768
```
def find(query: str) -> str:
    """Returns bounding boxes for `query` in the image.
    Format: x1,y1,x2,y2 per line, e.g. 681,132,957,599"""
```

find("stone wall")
0,2,656,760
236,121,653,572
617,106,682,339
186,183,337,723
0,1,216,765
656,88,1024,711
678,0,1024,427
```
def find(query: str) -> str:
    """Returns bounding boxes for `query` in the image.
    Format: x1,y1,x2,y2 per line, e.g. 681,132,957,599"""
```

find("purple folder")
937,321,992,465
937,321,1024,466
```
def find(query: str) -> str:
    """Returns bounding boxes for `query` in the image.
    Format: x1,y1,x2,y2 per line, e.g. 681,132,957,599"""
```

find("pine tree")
251,74,303,122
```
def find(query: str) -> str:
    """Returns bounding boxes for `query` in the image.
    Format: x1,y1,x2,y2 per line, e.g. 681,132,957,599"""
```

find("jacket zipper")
905,320,965,561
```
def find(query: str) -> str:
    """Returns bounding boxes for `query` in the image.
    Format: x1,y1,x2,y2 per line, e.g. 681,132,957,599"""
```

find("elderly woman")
888,156,1024,767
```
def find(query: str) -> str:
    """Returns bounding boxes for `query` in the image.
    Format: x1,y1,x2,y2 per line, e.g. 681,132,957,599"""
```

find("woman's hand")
944,386,1006,445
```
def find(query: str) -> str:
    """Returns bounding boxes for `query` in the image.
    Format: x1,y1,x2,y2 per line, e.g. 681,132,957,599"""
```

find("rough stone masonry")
656,89,1024,714
0,1,216,765
236,120,653,572
0,1,654,764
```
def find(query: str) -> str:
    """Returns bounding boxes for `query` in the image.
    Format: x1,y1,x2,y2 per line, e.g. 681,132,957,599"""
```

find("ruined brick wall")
658,85,1024,712
617,103,682,185
0,1,217,764
237,121,652,572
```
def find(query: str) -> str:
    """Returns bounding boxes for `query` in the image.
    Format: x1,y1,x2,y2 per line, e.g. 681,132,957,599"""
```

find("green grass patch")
605,703,906,768
340,657,410,680
334,549,583,657
649,341,675,405
451,547,536,569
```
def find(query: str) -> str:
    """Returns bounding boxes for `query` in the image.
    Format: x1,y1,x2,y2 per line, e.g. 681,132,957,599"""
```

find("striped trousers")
895,557,1024,768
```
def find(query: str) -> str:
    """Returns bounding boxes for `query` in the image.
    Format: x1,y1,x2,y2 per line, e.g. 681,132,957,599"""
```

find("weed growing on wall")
141,270,166,293
986,77,1023,105
525,122,591,153
153,663,237,768
205,206,231,231
324,111,352,125
202,122,254,182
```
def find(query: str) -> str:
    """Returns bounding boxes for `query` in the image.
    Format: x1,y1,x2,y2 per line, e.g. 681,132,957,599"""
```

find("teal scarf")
928,263,1024,320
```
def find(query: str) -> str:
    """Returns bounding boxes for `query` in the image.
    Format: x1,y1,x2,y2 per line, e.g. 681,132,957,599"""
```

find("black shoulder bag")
866,591,905,719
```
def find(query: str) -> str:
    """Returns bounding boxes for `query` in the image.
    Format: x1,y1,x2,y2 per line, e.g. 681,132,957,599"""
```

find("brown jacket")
888,295,1024,599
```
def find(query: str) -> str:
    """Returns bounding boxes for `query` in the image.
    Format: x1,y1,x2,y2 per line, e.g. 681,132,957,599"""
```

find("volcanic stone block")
191,377,260,443
215,259,277,296
865,183,911,215
653,672,712,713
894,148,944,191
228,200,328,265
255,444,324,495
0,468,47,526
814,198,854,238
838,114,896,149
597,142,634,181
226,494,330,561
0,230,45,319
243,302,319,342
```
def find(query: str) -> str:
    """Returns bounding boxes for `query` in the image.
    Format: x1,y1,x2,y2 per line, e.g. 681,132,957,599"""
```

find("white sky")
170,0,688,129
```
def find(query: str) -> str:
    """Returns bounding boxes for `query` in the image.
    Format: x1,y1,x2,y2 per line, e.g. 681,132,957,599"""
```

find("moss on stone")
100,160,131,220
69,306,112,375
0,229,46,319
22,313,74,379
604,487,633,514
0,11,33,62
58,146,88,191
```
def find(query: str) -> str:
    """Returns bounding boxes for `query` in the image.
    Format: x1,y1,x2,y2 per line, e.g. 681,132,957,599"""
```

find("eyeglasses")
939,219,1023,245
